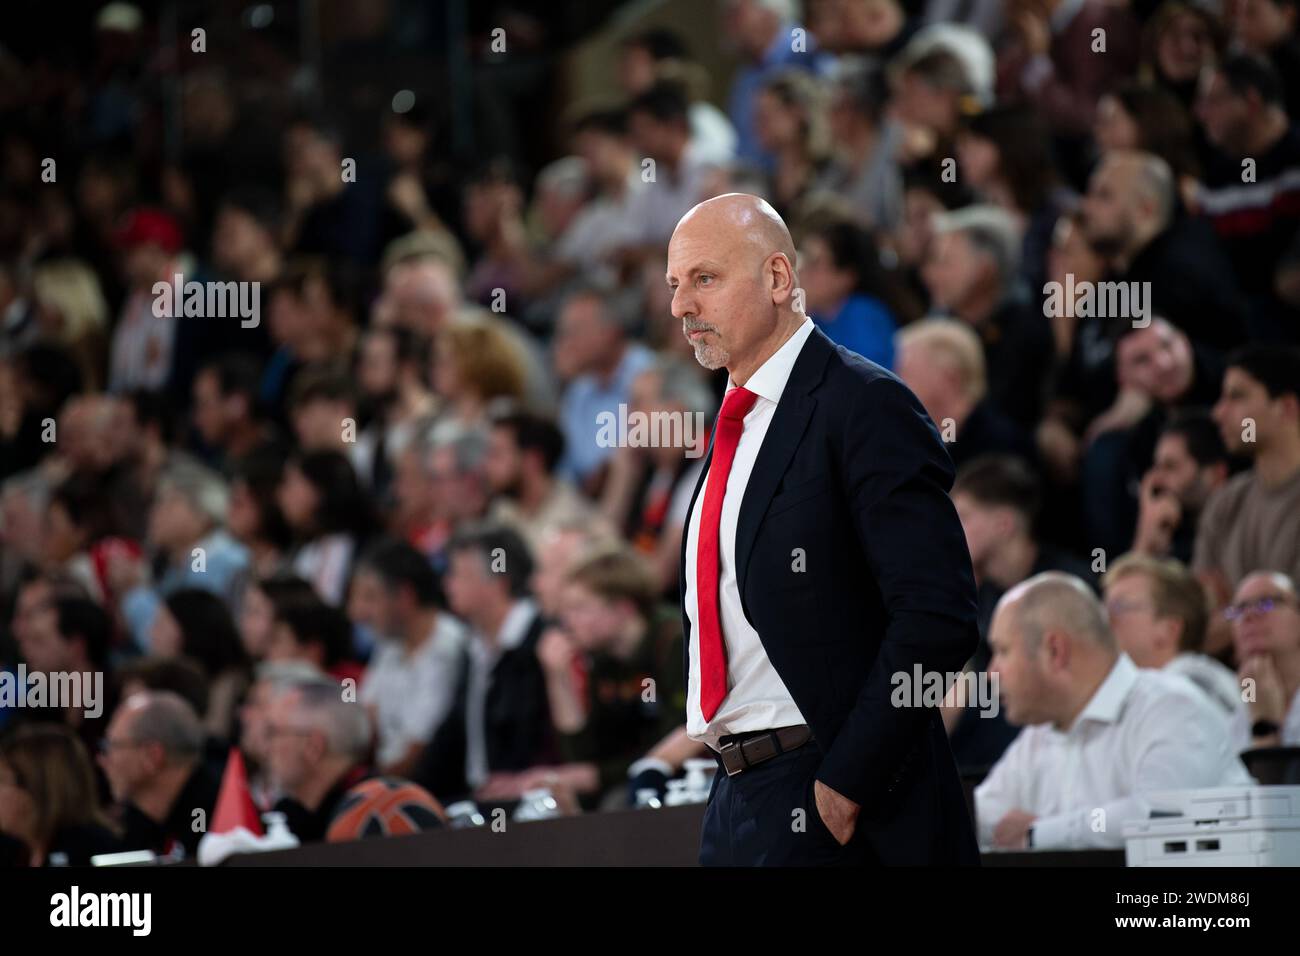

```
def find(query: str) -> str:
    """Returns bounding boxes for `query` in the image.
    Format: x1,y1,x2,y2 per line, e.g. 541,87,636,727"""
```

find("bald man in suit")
670,194,980,865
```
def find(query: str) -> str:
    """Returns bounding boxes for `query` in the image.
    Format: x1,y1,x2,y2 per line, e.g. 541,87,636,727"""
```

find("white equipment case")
1124,786,1300,866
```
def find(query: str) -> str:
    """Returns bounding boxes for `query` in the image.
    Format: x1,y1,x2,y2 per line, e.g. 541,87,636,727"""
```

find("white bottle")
444,800,486,829
663,779,692,807
259,811,301,851
513,788,560,822
683,759,716,802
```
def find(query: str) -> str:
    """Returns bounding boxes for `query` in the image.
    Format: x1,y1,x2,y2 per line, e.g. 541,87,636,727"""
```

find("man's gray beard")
692,341,729,370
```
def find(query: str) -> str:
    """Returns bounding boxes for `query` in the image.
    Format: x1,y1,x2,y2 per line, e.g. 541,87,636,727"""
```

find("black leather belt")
716,724,812,776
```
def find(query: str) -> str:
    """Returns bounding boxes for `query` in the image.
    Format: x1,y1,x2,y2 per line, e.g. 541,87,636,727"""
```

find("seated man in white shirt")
976,572,1252,851
350,539,467,777
1102,553,1241,715
1228,570,1300,753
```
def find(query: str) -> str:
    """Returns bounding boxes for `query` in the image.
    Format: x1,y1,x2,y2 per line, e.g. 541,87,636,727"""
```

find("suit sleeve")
815,376,981,811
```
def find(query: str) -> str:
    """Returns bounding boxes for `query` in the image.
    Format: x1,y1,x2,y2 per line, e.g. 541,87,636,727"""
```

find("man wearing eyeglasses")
266,679,372,842
1227,571,1300,752
100,691,219,860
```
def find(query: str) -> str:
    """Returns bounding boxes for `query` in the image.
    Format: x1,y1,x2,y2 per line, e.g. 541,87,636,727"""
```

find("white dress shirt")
109,290,177,392
465,599,538,789
684,318,815,751
360,612,468,768
292,533,355,607
1164,652,1241,716
624,141,728,248
975,654,1254,850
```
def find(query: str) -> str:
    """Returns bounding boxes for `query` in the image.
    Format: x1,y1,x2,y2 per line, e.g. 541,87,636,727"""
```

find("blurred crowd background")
1,0,1300,865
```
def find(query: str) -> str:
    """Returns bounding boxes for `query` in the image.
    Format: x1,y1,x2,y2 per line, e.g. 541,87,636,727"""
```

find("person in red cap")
108,207,185,393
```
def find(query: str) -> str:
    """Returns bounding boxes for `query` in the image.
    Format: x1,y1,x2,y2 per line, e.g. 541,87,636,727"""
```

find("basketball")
326,777,447,843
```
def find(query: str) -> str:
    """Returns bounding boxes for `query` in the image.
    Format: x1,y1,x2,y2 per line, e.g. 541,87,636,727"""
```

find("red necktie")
696,386,759,721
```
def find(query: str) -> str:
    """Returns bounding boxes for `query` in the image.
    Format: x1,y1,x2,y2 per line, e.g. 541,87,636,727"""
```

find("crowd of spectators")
2,0,1300,863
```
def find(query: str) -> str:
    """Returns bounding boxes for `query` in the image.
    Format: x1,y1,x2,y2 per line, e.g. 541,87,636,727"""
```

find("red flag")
210,747,263,836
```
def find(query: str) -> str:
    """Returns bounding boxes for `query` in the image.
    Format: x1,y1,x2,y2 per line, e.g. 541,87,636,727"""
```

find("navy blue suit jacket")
680,326,981,865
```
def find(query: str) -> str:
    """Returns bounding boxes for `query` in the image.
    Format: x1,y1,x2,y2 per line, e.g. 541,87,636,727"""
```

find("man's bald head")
1103,150,1174,229
666,193,805,383
672,193,798,268
989,572,1117,727
1081,149,1175,262
1234,570,1297,603
1001,572,1115,653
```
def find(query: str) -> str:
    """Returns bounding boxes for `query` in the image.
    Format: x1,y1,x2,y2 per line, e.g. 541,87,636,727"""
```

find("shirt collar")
728,317,814,407
1071,653,1140,730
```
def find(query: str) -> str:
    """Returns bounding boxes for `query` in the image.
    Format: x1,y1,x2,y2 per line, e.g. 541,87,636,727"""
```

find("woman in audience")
957,104,1072,294
1140,1,1225,109
151,588,252,741
0,724,121,866
753,69,832,222
277,450,372,606
267,595,365,685
237,573,318,662
1093,81,1201,208
227,446,293,579
431,318,529,430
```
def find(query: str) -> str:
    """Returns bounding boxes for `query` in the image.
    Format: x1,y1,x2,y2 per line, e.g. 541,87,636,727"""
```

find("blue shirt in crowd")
728,22,833,171
812,294,897,370
558,342,657,484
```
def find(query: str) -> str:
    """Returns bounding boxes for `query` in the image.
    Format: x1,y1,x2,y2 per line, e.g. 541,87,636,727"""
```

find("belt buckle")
719,740,745,776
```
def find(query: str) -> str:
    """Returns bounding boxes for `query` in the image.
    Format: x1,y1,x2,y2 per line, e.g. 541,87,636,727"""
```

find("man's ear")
767,252,796,303
1276,392,1300,425
1042,630,1071,671
144,740,168,773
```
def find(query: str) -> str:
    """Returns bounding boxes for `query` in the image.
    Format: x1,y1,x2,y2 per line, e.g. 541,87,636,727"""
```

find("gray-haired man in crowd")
100,690,221,860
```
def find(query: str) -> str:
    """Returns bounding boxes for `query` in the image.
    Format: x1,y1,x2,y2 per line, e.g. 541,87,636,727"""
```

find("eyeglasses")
1105,599,1156,618
1223,596,1293,621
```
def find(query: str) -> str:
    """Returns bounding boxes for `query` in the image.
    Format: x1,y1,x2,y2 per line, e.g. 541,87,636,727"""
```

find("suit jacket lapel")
677,328,835,643
678,427,715,634
735,329,832,600
678,425,716,681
